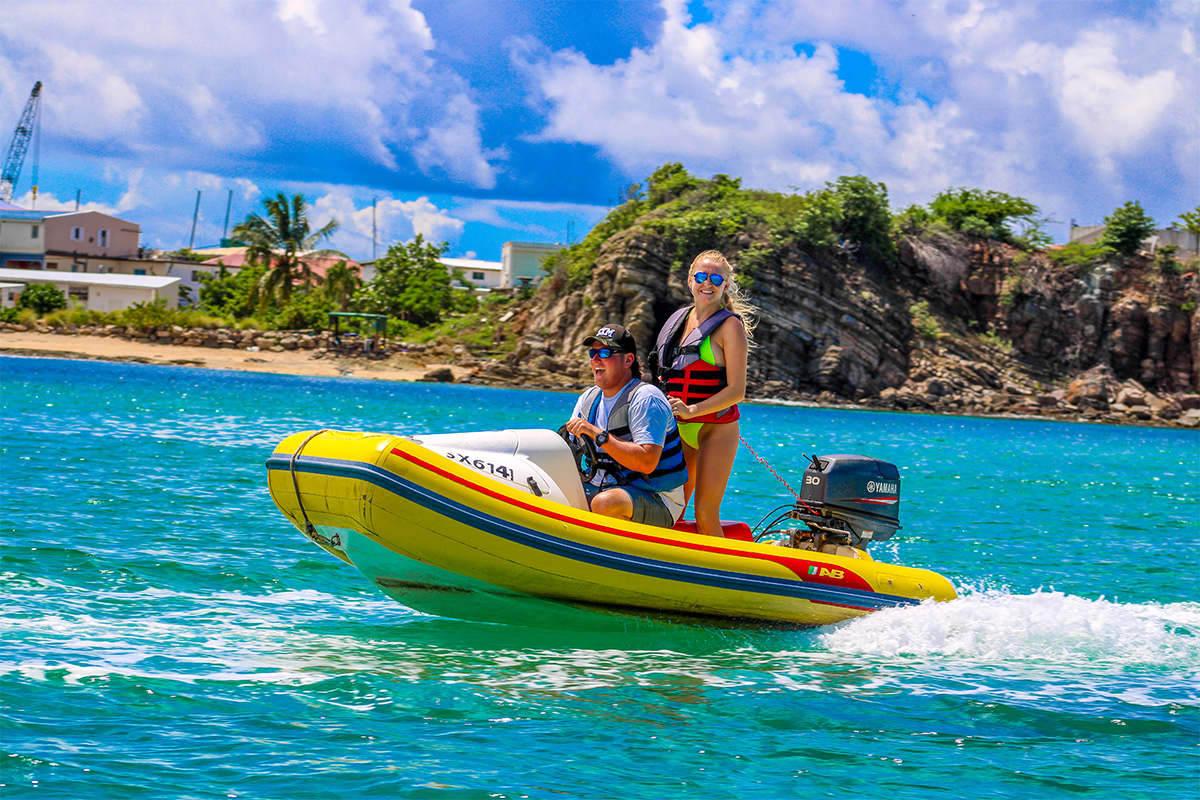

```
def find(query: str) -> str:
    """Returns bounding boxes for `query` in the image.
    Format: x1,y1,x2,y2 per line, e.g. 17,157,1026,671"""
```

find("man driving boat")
564,324,688,527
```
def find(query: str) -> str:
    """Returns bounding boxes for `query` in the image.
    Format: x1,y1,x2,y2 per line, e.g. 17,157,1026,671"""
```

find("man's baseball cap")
583,323,637,355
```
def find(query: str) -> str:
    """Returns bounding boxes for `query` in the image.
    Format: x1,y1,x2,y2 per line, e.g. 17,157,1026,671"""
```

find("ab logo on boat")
867,480,898,494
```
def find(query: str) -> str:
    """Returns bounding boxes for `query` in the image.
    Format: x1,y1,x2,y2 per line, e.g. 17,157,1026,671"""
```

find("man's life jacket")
650,306,741,424
580,380,688,493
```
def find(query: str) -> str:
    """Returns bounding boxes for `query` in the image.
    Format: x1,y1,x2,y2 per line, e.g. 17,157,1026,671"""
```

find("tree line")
194,192,476,332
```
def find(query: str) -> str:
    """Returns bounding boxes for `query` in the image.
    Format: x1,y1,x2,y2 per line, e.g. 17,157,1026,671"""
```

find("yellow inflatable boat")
265,428,956,628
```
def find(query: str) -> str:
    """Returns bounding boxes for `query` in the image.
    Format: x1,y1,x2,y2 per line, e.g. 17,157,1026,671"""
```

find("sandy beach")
0,329,472,383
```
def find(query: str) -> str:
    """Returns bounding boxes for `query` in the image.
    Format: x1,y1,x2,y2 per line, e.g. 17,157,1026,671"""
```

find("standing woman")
651,250,756,538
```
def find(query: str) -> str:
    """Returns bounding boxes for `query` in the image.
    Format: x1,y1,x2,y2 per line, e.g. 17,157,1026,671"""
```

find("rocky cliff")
469,189,1199,428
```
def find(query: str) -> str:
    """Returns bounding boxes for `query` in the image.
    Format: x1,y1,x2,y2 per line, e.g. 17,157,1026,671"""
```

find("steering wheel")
556,425,599,483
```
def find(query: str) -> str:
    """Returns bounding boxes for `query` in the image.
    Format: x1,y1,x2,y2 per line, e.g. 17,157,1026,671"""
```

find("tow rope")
738,436,802,500
289,429,340,548
738,436,820,517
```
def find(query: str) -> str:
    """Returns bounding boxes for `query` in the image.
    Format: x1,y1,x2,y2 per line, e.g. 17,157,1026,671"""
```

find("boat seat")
671,520,755,541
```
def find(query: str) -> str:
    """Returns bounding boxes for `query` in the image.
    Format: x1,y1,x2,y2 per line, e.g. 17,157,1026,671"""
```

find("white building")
0,209,49,269
502,241,564,290
0,281,23,308
359,243,563,291
0,268,181,312
443,256,503,291
1069,224,1199,255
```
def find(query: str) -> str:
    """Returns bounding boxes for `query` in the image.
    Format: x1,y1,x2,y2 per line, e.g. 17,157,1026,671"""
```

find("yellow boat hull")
265,430,957,628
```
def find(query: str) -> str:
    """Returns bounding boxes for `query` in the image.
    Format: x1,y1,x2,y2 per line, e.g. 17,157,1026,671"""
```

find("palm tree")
232,192,339,309
324,260,361,311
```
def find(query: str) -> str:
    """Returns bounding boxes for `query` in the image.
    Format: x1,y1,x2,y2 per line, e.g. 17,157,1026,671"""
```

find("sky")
1,0,1196,262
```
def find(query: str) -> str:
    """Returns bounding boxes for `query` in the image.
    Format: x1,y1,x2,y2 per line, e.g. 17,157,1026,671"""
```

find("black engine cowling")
790,453,901,547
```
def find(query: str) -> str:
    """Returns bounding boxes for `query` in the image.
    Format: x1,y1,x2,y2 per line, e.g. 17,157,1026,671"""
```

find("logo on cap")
597,326,617,338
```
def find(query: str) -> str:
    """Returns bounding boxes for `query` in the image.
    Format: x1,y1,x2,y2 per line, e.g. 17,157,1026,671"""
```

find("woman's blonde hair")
689,250,758,343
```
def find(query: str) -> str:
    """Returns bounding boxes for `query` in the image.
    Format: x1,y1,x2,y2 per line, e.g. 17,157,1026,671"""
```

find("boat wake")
818,587,1200,669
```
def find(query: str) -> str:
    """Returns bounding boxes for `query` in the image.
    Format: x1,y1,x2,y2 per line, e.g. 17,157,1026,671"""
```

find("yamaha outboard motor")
788,454,901,551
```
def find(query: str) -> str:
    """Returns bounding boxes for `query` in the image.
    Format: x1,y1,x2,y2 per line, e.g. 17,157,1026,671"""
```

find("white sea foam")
818,588,1200,669
0,620,420,687
6,582,1198,697
0,586,425,686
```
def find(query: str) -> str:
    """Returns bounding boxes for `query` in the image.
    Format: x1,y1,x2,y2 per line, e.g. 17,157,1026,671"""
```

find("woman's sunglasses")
693,271,725,287
588,348,624,359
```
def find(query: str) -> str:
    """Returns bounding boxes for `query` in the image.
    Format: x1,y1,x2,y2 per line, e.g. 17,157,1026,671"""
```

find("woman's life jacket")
650,306,742,424
578,380,688,493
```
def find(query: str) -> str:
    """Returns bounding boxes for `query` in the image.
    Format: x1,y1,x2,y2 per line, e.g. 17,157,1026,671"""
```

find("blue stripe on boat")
266,453,917,611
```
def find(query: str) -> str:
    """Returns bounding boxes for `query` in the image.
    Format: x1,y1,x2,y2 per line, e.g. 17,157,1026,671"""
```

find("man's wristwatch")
594,431,609,447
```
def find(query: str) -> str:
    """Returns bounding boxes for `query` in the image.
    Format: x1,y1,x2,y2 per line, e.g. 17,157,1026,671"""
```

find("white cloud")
3,0,1193,253
38,43,145,140
12,189,119,216
15,166,160,217
114,168,148,211
234,179,262,203
518,1,936,193
412,94,500,188
520,0,1198,221
0,0,495,189
455,197,609,240
311,191,465,254
276,0,328,34
1060,32,1181,158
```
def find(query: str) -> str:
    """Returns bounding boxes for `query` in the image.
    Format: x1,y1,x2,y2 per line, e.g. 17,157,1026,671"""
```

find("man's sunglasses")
693,271,725,287
588,348,624,359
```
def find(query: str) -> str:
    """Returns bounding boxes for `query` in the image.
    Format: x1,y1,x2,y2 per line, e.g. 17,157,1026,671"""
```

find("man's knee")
589,489,633,519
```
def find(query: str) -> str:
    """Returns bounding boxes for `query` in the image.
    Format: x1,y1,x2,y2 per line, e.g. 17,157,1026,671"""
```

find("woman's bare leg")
680,440,699,507
692,421,739,537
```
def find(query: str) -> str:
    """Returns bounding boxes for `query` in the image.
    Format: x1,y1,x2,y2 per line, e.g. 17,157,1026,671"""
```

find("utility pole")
188,189,201,250
372,197,378,260
222,188,233,240
74,189,80,211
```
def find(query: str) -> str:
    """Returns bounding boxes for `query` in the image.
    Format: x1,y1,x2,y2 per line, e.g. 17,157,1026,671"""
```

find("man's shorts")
584,484,684,528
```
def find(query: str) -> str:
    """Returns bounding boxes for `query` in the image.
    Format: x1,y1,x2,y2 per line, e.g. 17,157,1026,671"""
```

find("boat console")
410,429,590,511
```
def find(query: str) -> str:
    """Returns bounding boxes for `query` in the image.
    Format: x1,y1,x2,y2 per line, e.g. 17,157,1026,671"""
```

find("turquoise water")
2,354,1197,799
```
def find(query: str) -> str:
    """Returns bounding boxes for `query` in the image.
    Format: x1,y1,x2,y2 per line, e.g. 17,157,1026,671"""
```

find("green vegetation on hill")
1176,206,1200,236
539,163,1187,304
1101,201,1156,255
543,164,900,291
542,163,1068,293
527,163,1200,401
1045,241,1111,273
923,187,1049,247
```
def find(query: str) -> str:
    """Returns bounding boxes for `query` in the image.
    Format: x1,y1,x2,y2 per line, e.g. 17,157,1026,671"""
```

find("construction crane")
1,81,43,205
